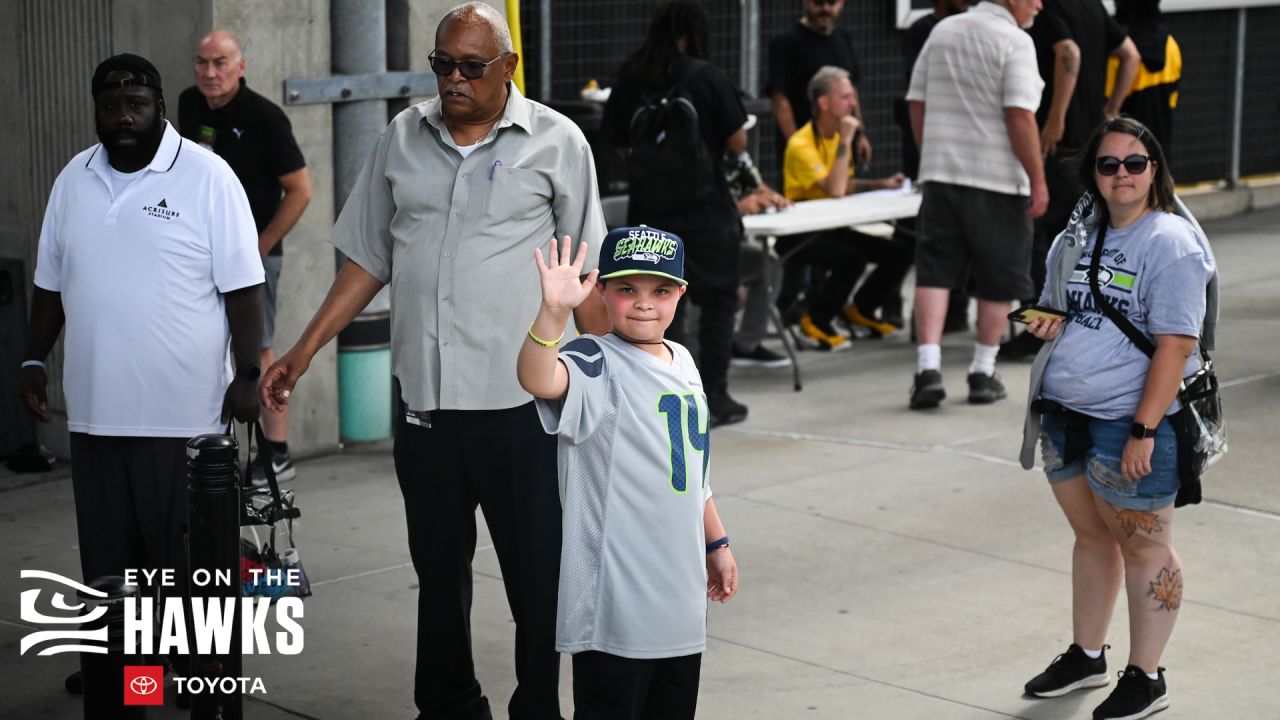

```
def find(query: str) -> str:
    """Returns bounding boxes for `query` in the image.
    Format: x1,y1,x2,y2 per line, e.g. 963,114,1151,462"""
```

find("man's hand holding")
222,375,260,424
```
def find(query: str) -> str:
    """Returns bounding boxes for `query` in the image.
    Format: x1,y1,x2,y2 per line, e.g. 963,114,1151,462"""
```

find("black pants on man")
572,651,702,720
663,223,743,398
393,397,563,720
69,434,192,682
70,434,190,586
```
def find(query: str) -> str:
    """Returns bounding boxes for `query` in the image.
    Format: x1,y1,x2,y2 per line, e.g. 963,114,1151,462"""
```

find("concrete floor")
3,206,1277,719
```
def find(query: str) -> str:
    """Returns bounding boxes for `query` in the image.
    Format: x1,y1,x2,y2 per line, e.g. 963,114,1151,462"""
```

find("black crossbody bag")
1087,223,1227,507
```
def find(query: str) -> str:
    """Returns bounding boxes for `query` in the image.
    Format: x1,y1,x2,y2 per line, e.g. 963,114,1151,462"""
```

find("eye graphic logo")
124,666,165,706
18,570,109,656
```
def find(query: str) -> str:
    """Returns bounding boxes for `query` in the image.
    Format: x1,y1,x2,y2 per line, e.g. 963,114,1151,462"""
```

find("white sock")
917,344,941,373
969,343,999,375
1081,647,1103,660
1146,671,1160,680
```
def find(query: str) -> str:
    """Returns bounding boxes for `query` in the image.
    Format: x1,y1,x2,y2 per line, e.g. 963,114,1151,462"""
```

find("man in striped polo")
906,0,1049,410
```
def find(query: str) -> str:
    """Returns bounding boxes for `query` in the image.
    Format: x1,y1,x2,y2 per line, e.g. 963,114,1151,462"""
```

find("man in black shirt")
603,1,750,427
178,30,312,473
1004,0,1140,359
767,0,871,166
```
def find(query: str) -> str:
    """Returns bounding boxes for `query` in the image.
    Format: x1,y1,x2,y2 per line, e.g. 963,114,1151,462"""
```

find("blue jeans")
1040,407,1180,511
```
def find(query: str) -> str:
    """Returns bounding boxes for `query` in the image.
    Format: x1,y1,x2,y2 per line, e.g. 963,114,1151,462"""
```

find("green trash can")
337,310,391,442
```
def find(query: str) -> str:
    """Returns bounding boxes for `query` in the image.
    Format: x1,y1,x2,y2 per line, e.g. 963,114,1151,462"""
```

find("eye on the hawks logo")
124,665,165,706
18,570,109,655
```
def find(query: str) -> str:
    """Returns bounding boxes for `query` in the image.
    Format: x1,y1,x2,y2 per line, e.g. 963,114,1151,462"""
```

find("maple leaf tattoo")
1149,567,1183,611
1116,509,1164,537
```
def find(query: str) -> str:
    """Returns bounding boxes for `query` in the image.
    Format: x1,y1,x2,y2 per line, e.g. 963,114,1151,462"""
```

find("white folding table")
740,189,923,390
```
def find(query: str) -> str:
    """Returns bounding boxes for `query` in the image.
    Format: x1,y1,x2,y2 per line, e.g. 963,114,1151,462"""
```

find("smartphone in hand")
1007,305,1069,324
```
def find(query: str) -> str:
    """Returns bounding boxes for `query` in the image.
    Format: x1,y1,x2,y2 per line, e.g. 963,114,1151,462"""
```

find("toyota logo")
130,676,159,696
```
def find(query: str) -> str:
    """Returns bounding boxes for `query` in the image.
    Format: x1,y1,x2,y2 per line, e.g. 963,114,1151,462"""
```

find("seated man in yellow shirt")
781,65,911,351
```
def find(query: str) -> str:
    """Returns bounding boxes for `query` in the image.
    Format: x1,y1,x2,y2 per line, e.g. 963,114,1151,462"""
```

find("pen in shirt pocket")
489,159,503,180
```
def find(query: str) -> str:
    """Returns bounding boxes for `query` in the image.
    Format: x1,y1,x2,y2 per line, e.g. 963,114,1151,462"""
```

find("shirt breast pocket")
484,166,552,221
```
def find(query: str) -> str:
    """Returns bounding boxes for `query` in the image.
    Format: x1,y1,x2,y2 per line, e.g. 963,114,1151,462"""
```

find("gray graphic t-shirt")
535,333,712,659
1040,210,1214,419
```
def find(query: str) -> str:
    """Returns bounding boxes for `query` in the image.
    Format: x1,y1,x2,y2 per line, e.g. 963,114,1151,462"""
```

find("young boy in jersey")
517,228,739,719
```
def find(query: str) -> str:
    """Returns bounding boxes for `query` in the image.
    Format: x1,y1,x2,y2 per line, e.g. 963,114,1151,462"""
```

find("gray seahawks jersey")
535,332,712,659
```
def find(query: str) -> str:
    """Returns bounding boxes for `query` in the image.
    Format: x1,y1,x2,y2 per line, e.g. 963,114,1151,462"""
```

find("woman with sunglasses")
1017,116,1215,720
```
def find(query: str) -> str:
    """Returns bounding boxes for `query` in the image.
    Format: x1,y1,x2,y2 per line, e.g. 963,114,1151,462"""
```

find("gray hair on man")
807,65,851,113
437,2,514,54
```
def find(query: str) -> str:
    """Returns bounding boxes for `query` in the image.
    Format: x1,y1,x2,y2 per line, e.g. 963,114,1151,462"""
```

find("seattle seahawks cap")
597,226,687,286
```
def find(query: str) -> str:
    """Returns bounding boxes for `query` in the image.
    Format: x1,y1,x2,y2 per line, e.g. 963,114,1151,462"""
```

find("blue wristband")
705,536,730,553
22,360,45,369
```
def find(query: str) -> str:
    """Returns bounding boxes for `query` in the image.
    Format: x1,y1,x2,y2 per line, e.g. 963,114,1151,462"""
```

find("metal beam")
284,71,437,106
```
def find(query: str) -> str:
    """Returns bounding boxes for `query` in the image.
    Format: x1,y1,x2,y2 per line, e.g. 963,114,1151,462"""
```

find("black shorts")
915,182,1034,301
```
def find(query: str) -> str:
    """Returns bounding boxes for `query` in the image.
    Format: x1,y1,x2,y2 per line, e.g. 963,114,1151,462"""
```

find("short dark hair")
1078,116,1176,214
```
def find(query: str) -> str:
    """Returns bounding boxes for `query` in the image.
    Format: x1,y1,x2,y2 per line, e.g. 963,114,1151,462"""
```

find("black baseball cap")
92,53,163,98
598,226,687,286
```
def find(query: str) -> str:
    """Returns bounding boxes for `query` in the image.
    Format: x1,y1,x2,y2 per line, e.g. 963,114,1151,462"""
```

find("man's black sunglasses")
428,51,509,80
1095,154,1152,176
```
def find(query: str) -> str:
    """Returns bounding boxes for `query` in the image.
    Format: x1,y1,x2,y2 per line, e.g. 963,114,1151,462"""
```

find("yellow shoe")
842,305,900,336
798,314,850,352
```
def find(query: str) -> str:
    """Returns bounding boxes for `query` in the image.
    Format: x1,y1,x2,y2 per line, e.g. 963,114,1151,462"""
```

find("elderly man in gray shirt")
261,4,606,719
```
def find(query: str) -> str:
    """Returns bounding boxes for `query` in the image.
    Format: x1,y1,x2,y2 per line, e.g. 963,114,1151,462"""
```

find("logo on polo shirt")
143,198,180,221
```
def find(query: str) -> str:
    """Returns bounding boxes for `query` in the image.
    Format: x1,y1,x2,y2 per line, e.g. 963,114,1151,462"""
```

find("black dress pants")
572,651,702,720
662,224,743,396
69,433,191,676
393,397,563,720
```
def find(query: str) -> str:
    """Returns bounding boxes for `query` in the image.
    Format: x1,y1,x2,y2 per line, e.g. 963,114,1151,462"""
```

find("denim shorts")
1040,409,1180,511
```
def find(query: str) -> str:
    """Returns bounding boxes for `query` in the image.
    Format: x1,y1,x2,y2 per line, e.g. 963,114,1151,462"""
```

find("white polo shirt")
907,1,1044,196
34,121,263,437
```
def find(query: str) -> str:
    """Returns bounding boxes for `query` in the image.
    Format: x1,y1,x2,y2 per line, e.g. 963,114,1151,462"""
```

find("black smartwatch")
1130,422,1156,440
236,365,261,381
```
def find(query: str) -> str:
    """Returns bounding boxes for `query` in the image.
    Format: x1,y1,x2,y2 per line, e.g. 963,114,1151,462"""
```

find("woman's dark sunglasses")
428,51,509,80
1095,154,1152,176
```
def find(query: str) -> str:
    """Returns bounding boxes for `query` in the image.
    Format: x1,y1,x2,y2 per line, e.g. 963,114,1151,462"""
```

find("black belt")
1034,398,1096,466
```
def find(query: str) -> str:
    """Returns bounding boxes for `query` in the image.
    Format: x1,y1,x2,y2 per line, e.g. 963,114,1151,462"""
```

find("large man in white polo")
20,53,263,697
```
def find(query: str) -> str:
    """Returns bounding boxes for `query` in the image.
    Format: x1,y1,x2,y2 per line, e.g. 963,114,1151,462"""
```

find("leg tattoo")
1116,509,1164,537
1148,566,1183,611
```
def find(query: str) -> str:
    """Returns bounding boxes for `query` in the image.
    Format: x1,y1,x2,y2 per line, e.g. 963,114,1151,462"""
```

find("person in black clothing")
1003,0,1140,360
603,0,750,427
767,0,871,166
178,30,312,475
1111,0,1181,161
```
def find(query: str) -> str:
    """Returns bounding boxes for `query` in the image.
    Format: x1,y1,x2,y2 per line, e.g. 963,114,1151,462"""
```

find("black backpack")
626,60,714,216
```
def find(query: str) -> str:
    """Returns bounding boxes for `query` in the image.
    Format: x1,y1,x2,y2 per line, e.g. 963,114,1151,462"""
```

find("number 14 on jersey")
657,392,709,493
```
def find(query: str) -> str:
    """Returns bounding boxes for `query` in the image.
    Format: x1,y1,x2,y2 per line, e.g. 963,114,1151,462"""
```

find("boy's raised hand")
535,235,598,312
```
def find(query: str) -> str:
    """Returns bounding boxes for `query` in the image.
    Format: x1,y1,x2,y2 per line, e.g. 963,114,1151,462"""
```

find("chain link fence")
520,0,1280,189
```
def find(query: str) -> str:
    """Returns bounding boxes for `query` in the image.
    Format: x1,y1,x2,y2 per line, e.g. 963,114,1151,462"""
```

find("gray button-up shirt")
332,85,606,412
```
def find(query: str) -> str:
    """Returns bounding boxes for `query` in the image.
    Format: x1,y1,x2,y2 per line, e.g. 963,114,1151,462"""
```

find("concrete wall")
209,0,340,457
